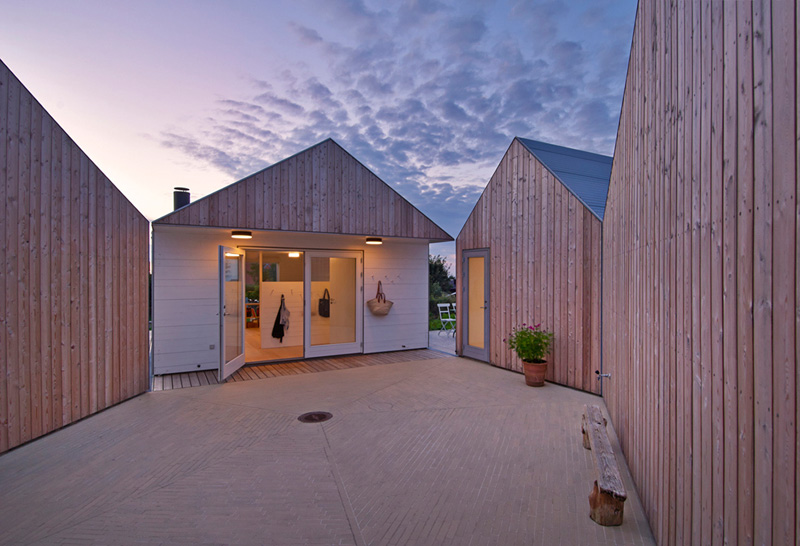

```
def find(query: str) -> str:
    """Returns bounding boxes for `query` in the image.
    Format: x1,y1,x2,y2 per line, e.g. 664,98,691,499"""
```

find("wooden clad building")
455,138,611,394
0,60,149,454
152,139,451,379
603,1,799,544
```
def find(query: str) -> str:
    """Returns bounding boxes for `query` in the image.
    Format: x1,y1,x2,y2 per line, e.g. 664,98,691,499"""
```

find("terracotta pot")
523,361,548,387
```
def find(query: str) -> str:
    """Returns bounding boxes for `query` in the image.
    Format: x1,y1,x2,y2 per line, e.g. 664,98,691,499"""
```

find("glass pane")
468,256,485,349
310,256,356,346
224,255,242,362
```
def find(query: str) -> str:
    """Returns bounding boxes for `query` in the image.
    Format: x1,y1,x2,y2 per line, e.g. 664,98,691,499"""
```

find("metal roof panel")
517,138,612,219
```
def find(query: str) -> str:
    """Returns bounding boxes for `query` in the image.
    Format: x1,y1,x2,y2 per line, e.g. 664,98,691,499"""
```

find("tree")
429,255,454,294
429,255,455,319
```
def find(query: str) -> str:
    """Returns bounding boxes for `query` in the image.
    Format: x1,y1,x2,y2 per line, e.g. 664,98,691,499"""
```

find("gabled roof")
517,138,612,220
154,138,452,242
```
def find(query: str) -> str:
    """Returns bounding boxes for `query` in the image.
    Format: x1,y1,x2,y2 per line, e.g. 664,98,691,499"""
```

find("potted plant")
505,323,554,387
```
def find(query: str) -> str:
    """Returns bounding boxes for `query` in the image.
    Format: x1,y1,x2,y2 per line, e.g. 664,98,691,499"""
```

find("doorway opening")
244,250,305,363
238,248,364,366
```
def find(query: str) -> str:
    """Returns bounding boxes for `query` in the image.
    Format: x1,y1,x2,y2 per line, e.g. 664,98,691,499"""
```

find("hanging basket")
367,281,393,316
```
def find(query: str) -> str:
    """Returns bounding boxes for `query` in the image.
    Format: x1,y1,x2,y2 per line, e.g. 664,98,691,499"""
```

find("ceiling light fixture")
288,252,300,258
366,237,383,245
231,230,252,239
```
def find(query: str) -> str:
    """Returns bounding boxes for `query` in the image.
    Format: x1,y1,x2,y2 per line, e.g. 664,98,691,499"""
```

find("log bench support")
581,404,627,526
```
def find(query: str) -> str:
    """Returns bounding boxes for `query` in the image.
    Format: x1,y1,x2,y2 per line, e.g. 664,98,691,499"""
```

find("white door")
304,251,363,358
219,246,246,381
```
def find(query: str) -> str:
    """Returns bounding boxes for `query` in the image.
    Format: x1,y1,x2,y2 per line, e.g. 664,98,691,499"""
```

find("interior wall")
259,281,304,349
153,226,429,374
455,139,603,394
602,1,798,544
0,60,149,454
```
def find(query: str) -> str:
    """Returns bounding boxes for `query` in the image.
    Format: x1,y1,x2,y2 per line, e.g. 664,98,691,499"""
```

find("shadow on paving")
0,356,654,545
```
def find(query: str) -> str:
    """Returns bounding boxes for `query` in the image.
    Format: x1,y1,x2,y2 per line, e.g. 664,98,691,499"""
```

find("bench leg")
589,481,625,526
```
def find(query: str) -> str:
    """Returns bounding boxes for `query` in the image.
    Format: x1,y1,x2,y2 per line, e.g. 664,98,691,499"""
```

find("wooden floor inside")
244,326,304,362
152,349,447,391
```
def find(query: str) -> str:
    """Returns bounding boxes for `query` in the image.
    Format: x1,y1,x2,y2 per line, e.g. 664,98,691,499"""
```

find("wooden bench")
581,404,627,526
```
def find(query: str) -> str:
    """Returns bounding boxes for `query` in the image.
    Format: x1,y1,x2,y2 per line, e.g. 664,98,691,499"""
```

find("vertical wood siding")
155,139,451,243
1,60,149,454
456,139,602,394
603,1,798,544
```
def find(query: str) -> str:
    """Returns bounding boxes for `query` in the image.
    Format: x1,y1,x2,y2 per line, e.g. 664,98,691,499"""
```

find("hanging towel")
271,295,286,342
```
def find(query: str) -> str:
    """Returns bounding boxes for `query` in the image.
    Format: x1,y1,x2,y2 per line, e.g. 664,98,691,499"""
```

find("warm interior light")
231,230,252,239
366,237,383,245
225,252,239,257
288,252,300,258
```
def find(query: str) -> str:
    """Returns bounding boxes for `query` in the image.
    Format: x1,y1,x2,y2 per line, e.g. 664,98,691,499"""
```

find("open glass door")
219,246,246,381
462,249,490,361
304,251,363,358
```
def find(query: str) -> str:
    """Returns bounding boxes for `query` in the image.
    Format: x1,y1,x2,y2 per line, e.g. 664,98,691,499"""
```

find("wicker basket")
367,281,393,316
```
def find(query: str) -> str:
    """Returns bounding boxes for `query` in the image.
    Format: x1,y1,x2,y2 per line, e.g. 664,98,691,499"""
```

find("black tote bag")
319,288,331,318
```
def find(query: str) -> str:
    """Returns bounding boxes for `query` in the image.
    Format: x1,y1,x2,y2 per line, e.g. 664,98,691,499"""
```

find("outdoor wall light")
366,237,383,245
231,230,252,239
288,252,300,258
224,252,240,258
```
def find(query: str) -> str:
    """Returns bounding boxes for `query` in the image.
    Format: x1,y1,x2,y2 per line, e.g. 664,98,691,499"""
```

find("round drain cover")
297,411,333,423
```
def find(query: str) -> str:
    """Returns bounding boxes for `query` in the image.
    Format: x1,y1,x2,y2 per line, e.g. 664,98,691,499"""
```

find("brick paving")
0,355,654,545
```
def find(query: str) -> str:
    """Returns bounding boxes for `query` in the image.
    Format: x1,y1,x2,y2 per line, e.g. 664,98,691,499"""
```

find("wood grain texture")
584,405,627,499
602,1,798,544
0,60,149,454
456,139,603,394
155,139,451,242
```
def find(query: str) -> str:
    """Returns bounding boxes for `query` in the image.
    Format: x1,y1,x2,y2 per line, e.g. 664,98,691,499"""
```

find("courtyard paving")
427,329,456,355
0,355,654,545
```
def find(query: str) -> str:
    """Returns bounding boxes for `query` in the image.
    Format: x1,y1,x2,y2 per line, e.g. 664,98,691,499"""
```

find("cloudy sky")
0,0,637,266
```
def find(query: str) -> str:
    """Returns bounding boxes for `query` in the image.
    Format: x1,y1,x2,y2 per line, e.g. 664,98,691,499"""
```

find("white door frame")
304,250,364,358
219,246,246,381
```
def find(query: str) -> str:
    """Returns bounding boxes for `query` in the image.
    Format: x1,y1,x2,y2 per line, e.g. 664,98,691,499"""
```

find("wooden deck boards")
152,349,446,391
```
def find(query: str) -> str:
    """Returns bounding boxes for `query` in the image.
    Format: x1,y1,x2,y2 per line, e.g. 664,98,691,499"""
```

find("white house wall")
153,225,428,375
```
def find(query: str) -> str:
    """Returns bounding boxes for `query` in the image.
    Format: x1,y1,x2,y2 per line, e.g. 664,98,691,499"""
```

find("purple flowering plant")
505,323,554,363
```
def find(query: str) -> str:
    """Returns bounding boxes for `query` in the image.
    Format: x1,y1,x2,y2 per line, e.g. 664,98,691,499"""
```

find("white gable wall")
153,225,429,375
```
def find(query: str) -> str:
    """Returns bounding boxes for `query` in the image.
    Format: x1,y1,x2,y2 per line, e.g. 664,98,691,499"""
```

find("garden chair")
437,303,456,335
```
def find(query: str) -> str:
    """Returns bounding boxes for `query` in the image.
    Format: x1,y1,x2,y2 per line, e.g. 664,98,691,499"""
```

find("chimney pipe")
173,187,190,210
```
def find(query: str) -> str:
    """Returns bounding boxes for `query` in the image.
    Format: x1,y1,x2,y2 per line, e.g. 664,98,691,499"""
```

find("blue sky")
0,0,637,268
